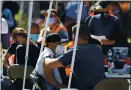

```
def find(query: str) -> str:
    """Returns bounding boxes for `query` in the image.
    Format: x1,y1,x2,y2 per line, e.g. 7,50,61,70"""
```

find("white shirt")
0,18,8,34
35,47,62,90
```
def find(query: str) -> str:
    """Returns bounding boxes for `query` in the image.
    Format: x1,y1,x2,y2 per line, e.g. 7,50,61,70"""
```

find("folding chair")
8,64,34,79
30,71,47,90
8,64,34,90
93,79,129,90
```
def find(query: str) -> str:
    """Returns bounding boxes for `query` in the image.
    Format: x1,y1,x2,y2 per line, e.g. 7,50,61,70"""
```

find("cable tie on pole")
25,56,29,60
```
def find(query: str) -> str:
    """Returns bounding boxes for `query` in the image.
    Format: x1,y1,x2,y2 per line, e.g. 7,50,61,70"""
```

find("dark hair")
45,9,58,17
99,1,113,8
72,24,90,40
31,23,40,29
46,33,61,43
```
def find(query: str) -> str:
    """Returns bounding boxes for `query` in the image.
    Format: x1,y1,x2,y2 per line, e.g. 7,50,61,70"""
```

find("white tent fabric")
67,2,83,89
39,0,53,55
22,1,33,90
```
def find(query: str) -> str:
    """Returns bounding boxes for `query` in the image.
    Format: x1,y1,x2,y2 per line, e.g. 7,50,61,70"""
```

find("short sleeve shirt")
7,42,18,55
58,44,105,89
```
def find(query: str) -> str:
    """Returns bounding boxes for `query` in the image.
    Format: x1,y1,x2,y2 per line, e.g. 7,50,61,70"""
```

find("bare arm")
44,58,64,68
2,52,12,68
44,61,67,89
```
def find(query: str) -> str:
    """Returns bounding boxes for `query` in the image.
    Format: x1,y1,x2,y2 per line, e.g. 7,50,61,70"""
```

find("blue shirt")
58,44,105,90
66,2,88,21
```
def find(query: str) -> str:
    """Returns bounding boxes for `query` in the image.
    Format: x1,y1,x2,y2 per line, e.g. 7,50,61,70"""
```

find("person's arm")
44,63,67,89
58,29,69,43
2,52,12,68
2,42,17,68
45,49,73,68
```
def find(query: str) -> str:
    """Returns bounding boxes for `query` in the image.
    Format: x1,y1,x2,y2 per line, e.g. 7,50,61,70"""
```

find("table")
105,72,130,79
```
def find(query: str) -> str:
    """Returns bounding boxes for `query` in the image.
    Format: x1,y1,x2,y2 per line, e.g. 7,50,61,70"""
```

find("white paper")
91,35,106,42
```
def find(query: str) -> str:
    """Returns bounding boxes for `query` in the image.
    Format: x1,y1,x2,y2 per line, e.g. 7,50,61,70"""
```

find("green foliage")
15,10,28,29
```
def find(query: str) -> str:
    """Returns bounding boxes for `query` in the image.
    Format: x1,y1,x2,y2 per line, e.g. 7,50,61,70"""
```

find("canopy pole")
0,1,3,90
18,0,24,27
55,1,58,10
39,0,53,55
22,1,33,90
67,2,83,89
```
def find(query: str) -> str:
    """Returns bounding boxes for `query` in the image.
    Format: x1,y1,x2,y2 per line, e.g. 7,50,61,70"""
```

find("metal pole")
18,1,24,27
39,0,53,55
67,2,83,89
22,1,33,90
0,0,3,90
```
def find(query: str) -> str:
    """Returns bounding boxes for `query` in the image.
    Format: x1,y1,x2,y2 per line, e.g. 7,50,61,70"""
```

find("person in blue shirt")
44,24,105,90
64,1,89,41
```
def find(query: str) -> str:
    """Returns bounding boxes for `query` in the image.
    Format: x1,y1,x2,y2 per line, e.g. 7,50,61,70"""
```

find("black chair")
30,71,47,90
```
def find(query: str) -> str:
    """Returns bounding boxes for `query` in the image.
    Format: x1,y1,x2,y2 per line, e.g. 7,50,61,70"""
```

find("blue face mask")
113,10,120,15
48,18,55,26
30,34,39,42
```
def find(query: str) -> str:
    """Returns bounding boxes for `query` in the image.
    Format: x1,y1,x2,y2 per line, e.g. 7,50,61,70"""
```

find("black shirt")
16,44,40,68
7,42,18,55
58,44,105,90
88,14,123,54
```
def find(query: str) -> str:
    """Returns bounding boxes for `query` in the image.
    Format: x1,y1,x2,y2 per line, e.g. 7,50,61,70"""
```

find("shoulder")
109,14,119,21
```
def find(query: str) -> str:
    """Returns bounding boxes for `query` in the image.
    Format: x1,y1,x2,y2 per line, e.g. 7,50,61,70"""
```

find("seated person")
44,24,105,90
3,28,40,68
15,29,40,68
38,9,69,43
35,33,66,90
30,23,40,42
2,28,23,68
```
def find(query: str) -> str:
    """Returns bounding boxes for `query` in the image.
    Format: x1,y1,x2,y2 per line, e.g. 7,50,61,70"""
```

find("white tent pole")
67,2,83,89
22,1,33,90
55,1,58,10
39,0,53,55
0,1,3,90
18,0,24,27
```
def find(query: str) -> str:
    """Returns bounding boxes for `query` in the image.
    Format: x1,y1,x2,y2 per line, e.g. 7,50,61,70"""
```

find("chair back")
8,64,34,79
30,71,47,90
93,79,129,90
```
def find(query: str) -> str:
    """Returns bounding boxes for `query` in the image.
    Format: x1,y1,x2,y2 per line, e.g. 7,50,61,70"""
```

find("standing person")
35,33,66,90
118,1,131,57
39,9,69,43
2,8,16,33
88,1,123,55
64,1,89,41
44,24,105,90
1,17,9,49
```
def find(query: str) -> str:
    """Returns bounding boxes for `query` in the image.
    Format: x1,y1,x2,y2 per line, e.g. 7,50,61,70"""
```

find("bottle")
107,49,115,74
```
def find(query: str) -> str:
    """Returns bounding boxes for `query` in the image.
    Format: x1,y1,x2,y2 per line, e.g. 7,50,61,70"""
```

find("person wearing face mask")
39,9,69,43
111,2,121,17
30,23,40,42
88,1,123,55
34,33,67,90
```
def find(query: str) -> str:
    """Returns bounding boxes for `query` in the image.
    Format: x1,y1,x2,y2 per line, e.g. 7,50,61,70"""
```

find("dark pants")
1,34,10,49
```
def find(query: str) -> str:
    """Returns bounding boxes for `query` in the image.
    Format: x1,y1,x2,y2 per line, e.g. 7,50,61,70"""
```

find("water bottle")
107,49,113,61
108,49,114,74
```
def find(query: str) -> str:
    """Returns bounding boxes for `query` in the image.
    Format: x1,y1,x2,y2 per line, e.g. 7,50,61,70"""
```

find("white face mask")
55,45,64,56
48,18,55,26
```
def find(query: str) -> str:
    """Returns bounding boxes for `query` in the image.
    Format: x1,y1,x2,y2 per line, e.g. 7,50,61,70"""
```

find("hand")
101,39,115,45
